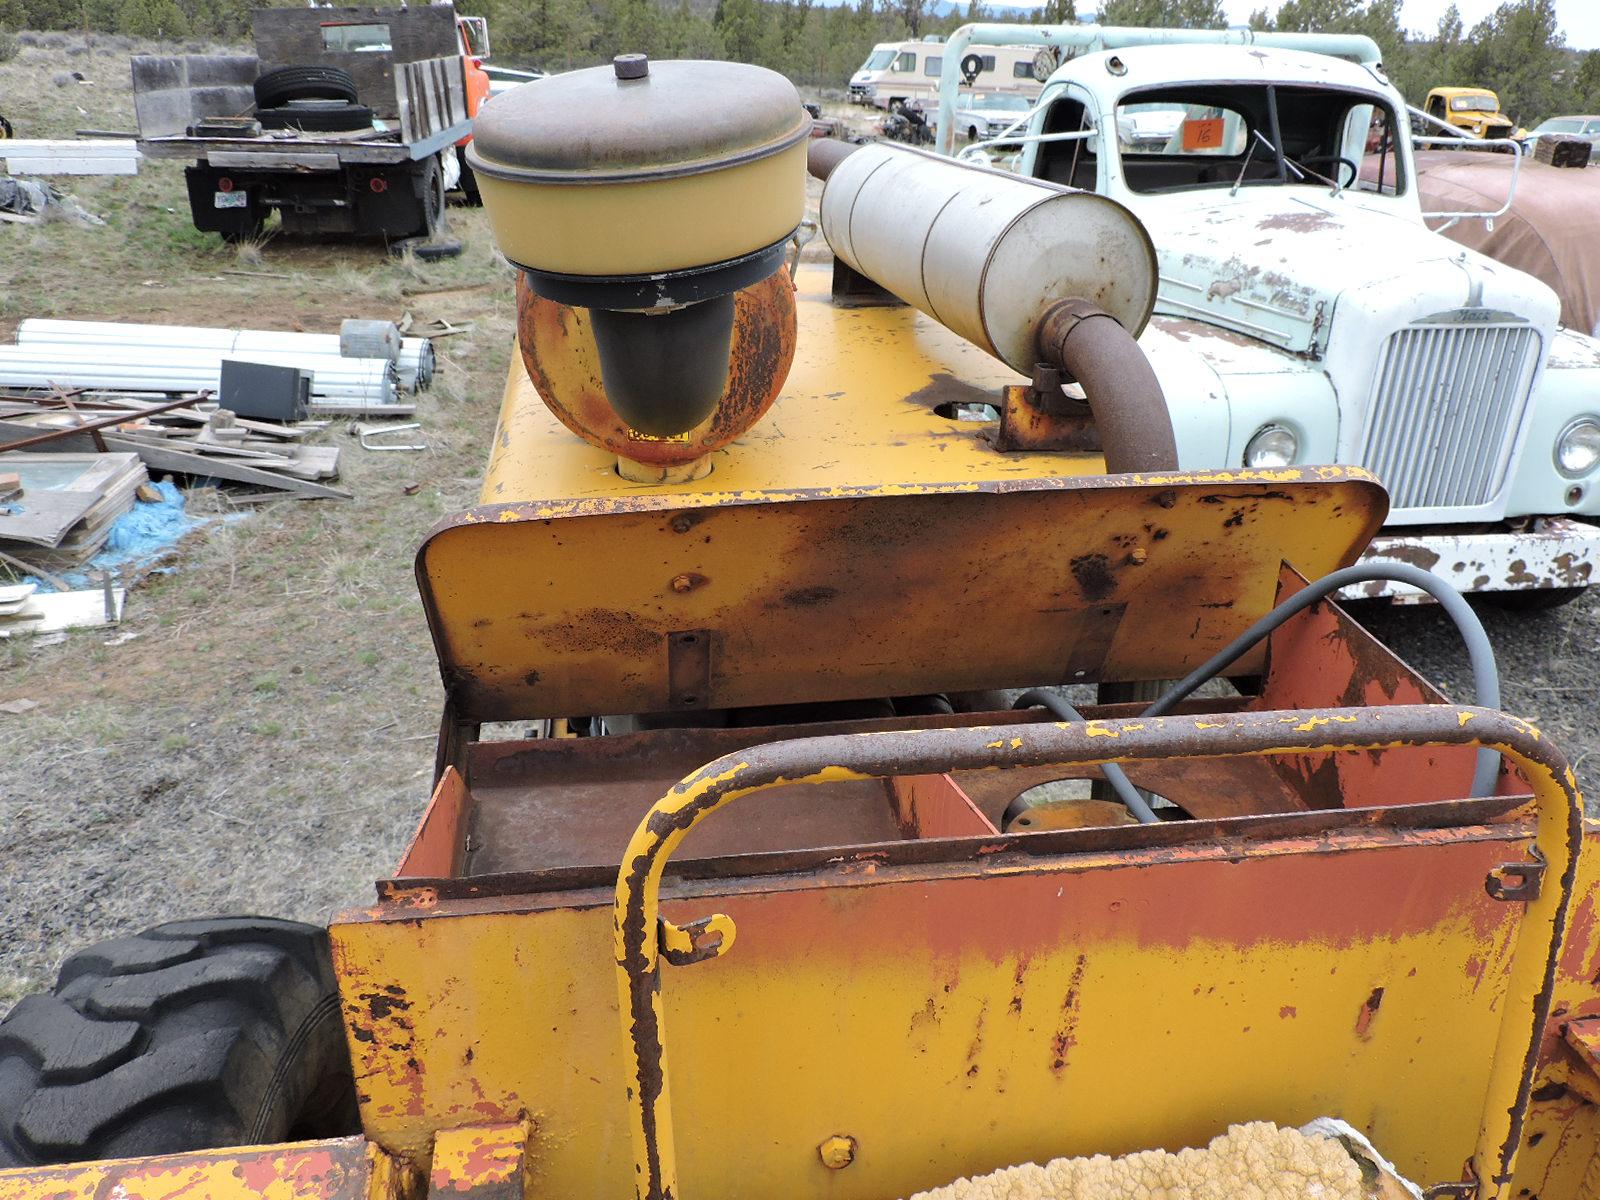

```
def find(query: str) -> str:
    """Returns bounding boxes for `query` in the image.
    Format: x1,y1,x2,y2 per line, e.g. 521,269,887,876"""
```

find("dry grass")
0,36,517,1006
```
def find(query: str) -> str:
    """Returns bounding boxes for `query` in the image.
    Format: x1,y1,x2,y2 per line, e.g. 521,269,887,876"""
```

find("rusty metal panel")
1247,565,1488,810
395,766,470,879
0,1137,411,1200
332,707,1583,1200
419,472,1386,722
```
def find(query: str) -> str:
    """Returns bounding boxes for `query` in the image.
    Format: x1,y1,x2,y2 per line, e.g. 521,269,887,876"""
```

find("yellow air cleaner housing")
469,55,811,477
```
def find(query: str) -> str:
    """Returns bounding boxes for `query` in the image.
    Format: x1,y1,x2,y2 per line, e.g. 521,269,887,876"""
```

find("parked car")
929,26,1600,603
1423,86,1526,141
1116,101,1185,149
951,91,1033,141
1525,114,1600,152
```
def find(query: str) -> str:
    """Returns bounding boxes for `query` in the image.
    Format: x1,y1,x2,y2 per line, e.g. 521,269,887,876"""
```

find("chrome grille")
1358,314,1540,514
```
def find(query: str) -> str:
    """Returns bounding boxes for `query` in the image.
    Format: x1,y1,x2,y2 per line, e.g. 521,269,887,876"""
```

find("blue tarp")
32,481,201,591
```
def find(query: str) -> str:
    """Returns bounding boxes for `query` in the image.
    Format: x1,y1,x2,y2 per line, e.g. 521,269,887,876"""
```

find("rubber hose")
1141,563,1501,796
1012,687,1160,824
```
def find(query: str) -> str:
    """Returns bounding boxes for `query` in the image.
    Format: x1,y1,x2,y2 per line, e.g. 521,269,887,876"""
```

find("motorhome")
849,36,1044,109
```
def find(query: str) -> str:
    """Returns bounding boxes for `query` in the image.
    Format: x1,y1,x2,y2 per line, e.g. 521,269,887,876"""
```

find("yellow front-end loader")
2,55,1597,1200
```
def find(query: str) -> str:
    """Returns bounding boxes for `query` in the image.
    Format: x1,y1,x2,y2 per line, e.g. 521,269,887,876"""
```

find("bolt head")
818,1134,857,1169
614,53,649,80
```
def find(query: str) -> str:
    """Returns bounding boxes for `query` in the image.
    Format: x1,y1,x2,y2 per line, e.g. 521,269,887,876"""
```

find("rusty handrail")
612,705,1583,1200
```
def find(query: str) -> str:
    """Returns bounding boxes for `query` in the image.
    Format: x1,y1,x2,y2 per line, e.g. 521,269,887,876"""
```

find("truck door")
1024,85,1104,193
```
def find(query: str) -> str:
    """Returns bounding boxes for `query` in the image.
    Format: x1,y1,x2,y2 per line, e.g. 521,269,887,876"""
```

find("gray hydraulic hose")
1013,687,1160,824
1141,563,1502,796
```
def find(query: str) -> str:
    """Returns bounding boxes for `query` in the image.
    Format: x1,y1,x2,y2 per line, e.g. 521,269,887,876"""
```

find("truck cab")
1425,86,1523,141
935,28,1600,601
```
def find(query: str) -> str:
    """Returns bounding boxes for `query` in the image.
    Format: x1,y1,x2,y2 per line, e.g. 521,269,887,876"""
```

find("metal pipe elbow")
1036,297,1179,474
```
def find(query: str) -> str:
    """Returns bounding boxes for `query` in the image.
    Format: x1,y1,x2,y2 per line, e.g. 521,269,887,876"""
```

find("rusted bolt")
1127,547,1148,565
818,1134,857,1170
670,515,694,534
671,574,695,593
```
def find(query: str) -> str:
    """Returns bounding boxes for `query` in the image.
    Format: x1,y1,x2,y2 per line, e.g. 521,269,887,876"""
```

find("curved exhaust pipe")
811,139,1178,473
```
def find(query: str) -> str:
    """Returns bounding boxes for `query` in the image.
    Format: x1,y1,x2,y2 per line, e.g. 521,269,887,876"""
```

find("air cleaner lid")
469,56,812,185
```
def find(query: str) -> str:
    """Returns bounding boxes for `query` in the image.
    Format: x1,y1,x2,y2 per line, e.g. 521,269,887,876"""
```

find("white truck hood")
1140,191,1523,356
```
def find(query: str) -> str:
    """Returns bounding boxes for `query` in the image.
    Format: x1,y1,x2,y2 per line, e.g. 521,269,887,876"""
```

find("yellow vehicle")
1424,86,1527,140
3,53,1600,1200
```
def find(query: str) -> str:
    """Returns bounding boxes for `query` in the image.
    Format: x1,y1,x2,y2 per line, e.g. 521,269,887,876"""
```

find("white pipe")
15,320,434,393
0,345,397,403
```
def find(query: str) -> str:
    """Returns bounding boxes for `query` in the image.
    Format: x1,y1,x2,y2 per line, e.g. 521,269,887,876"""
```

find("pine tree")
1099,0,1226,30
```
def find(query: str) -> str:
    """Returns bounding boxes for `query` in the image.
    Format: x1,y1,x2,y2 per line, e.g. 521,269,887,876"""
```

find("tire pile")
253,65,373,134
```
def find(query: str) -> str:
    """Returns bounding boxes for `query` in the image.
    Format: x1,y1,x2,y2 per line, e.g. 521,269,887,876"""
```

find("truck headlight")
1243,424,1298,468
1555,416,1600,477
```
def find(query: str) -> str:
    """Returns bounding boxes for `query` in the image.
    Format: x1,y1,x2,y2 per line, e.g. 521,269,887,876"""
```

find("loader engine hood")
1140,192,1557,357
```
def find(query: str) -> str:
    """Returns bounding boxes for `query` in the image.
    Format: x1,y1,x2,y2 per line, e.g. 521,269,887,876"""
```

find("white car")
950,91,1033,142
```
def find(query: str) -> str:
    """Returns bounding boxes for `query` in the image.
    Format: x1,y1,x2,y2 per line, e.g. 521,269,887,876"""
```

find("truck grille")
1358,314,1540,513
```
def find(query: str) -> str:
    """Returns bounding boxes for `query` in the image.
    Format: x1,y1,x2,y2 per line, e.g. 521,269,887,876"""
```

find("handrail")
611,704,1582,1200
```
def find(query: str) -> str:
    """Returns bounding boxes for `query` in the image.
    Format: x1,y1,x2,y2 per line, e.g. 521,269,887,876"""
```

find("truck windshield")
1097,83,1405,197
1451,94,1498,113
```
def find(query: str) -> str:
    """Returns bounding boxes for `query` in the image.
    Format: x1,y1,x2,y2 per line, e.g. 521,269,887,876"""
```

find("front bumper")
1346,517,1600,599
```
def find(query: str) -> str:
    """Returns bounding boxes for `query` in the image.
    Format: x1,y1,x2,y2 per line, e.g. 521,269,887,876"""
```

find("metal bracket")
829,258,904,309
1423,1183,1475,1199
666,629,712,709
994,379,1101,453
1485,858,1545,901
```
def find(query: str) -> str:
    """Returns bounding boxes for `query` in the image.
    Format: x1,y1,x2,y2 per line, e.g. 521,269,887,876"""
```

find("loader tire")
0,917,358,1167
253,65,359,108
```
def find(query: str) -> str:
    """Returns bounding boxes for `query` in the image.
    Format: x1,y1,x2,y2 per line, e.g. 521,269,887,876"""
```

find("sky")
1053,1,1600,49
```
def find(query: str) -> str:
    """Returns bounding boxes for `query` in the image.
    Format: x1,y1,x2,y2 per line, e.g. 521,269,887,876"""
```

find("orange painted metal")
0,1137,414,1200
426,1123,528,1199
888,774,998,838
396,767,470,878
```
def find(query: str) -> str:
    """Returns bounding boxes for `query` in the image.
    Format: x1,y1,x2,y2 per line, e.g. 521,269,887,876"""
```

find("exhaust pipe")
811,139,1178,472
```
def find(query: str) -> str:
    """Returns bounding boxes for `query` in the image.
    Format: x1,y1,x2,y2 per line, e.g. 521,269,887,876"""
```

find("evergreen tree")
1099,0,1226,30
1041,0,1074,25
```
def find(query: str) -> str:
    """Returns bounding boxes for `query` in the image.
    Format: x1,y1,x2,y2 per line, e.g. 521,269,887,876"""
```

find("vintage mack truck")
933,25,1600,604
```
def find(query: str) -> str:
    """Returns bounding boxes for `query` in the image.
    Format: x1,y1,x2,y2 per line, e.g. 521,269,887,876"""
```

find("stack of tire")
253,65,372,134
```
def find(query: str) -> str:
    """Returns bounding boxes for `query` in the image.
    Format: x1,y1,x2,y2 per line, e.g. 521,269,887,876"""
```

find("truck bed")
137,120,469,166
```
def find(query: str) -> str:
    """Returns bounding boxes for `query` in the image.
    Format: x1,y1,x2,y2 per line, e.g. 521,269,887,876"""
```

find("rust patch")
1354,985,1385,1040
1069,553,1116,601
1049,953,1089,1074
1257,210,1338,233
781,585,840,607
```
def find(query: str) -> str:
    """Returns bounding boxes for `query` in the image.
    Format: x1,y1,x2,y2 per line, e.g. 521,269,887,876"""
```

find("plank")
0,586,124,637
0,490,99,547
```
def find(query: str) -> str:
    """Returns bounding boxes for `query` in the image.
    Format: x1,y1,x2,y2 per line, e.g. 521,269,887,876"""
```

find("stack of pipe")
7,319,435,401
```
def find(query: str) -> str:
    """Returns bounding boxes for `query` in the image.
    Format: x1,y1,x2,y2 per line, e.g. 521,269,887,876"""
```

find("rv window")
981,55,995,72
866,50,895,70
321,21,391,52
924,55,942,76
1013,60,1032,78
896,52,916,72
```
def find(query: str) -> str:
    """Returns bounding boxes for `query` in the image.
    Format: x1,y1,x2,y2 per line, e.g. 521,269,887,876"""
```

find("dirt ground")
2,37,1599,1010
